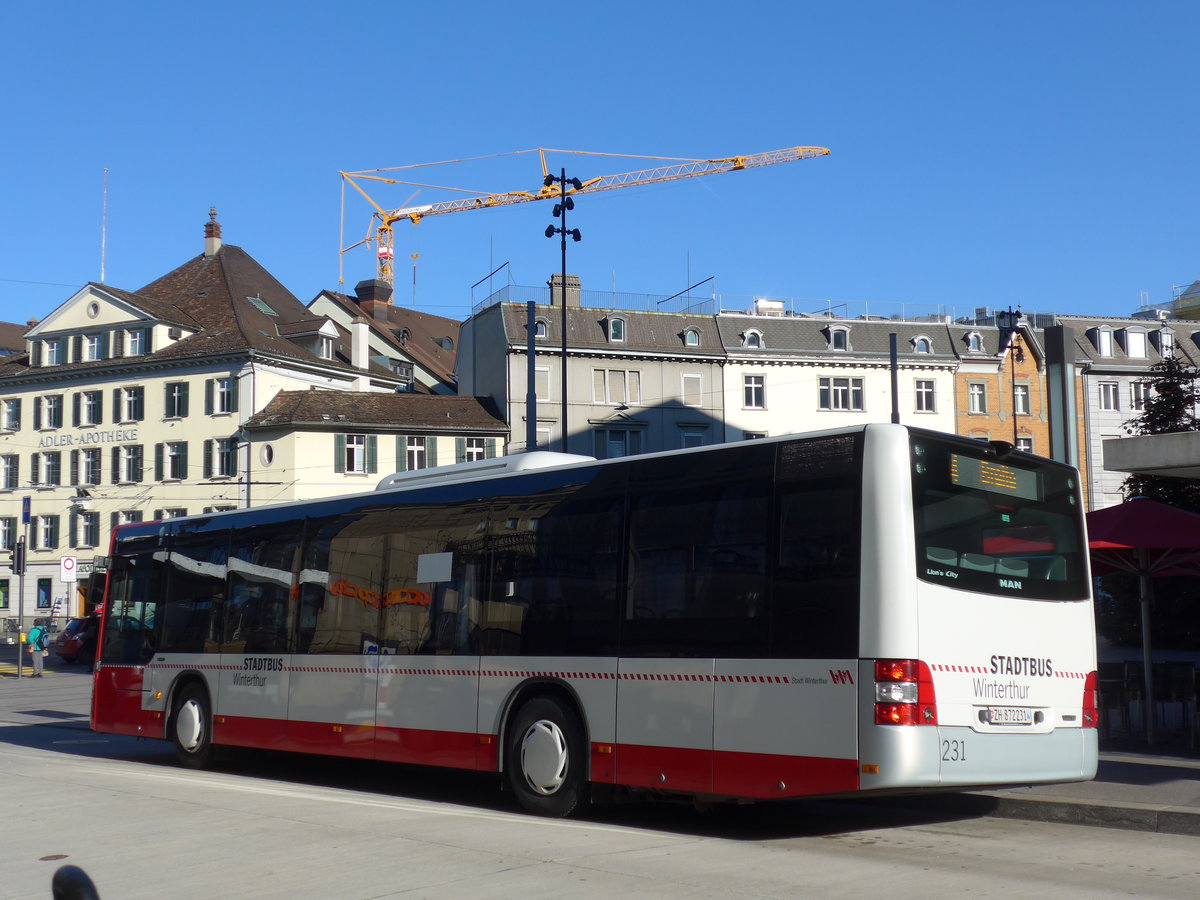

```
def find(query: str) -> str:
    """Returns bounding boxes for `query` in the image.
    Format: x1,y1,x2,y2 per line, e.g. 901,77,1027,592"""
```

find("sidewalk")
3,655,1200,835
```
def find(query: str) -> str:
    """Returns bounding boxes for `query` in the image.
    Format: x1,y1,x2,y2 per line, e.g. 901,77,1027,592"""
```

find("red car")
54,616,98,665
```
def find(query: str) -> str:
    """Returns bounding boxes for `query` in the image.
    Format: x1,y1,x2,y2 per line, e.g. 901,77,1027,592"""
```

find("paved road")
3,661,1200,898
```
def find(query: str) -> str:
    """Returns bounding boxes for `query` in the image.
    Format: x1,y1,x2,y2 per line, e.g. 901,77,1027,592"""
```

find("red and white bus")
91,424,1097,816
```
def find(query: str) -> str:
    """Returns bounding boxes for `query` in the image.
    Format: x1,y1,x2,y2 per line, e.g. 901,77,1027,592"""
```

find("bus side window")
160,531,228,654
302,512,385,655
100,551,163,665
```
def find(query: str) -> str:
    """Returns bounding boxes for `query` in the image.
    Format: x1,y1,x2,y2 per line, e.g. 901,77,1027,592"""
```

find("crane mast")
339,145,830,290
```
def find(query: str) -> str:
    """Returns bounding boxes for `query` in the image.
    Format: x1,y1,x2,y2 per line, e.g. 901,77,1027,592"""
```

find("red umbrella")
1087,497,1200,743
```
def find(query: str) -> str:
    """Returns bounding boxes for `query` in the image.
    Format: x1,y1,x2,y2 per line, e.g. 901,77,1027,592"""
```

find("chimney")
548,273,581,308
354,279,394,306
204,207,222,257
350,319,370,371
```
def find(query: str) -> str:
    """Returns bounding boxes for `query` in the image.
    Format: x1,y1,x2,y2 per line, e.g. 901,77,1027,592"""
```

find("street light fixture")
544,168,583,453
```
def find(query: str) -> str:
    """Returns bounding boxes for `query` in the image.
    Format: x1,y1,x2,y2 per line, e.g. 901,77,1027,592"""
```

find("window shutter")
396,435,408,472
133,445,143,483
113,389,122,421
11,399,19,431
456,438,466,464
33,397,41,431
72,393,80,427
486,438,498,459
32,342,42,367
49,517,59,550
367,435,378,474
163,384,172,417
110,512,119,533
427,437,438,467
228,440,238,477
104,331,116,359
154,444,164,481
69,510,77,548
204,380,214,415
69,450,78,486
179,383,189,418
95,392,103,424
230,380,239,412
334,435,346,473
180,443,188,478
111,447,120,484
203,440,213,478
73,335,83,362
30,453,39,484
133,388,144,421
153,509,163,521
145,327,154,352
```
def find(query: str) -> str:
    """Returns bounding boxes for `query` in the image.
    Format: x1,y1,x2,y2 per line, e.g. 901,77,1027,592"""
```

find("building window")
1013,384,1030,415
1097,329,1113,357
1099,382,1119,411
680,430,705,449
968,383,987,414
44,340,61,365
76,390,103,426
464,437,486,462
1016,437,1034,453
117,386,145,422
37,578,51,608
406,436,428,471
1159,331,1175,358
215,438,237,477
533,320,548,339
157,508,188,519
915,380,936,413
35,395,63,429
78,511,100,548
1131,382,1149,412
819,376,865,411
743,432,768,440
682,374,703,407
2,398,19,431
596,428,641,459
829,328,850,351
115,510,143,527
164,442,188,480
912,336,932,354
164,383,189,418
0,455,17,490
38,451,62,486
206,377,238,415
38,515,59,550
0,580,7,609
743,375,765,409
608,317,626,342
0,518,15,550
532,366,550,401
593,369,641,406
743,330,763,349
77,448,102,486
1125,330,1147,358
344,434,367,473
127,328,145,356
85,334,103,361
967,332,983,352
115,445,145,483
683,329,699,347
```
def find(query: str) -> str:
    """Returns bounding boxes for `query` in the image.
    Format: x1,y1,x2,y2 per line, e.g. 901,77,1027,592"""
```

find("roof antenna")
100,168,108,283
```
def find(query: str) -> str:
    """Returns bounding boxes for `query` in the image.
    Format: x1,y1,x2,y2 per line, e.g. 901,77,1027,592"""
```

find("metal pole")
526,300,538,452
559,168,568,453
889,333,900,424
1140,554,1156,745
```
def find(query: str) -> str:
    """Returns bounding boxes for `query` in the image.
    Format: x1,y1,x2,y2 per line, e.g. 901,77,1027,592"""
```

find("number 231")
941,739,966,762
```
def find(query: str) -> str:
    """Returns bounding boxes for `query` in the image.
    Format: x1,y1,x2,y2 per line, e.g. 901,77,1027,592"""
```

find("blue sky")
3,2,1196,327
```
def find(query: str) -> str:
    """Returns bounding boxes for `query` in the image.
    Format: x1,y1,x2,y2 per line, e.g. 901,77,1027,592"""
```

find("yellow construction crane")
339,145,830,289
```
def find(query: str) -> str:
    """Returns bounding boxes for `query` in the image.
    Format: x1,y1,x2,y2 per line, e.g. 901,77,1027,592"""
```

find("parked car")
54,615,98,665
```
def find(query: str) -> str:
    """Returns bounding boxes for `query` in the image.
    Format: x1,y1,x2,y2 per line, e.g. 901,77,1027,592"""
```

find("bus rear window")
911,437,1087,601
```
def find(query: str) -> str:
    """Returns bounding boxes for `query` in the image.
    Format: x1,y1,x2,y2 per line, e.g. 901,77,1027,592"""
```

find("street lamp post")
544,168,582,453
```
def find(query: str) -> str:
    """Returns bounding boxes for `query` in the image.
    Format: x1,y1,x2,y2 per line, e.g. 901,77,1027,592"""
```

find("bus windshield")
911,435,1088,601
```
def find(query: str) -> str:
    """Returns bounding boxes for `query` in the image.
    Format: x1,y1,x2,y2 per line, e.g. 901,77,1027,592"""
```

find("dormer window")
319,336,334,359
1121,328,1148,358
43,340,60,366
534,320,548,339
608,317,626,343
912,335,932,354
743,329,763,349
1094,327,1113,357
967,332,983,353
683,329,700,347
398,328,411,347
84,334,103,362
826,326,850,351
1154,329,1175,357
434,336,454,351
127,329,145,357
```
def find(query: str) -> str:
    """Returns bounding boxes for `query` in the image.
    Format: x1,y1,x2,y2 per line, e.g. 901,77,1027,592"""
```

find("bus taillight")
1082,670,1099,729
873,659,938,726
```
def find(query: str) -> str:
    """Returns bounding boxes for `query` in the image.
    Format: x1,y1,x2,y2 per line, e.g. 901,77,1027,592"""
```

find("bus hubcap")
177,700,203,751
520,719,568,795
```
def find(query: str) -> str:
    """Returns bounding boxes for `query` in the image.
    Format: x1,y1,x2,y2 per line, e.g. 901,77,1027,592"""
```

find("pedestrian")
25,618,47,678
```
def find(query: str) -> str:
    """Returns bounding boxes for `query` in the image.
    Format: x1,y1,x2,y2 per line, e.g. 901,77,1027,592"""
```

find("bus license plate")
988,707,1033,725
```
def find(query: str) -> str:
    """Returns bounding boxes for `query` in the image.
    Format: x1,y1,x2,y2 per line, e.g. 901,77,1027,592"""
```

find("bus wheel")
506,696,589,817
171,683,215,769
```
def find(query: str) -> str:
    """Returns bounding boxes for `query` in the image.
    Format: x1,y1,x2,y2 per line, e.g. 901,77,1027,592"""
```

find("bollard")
51,864,100,900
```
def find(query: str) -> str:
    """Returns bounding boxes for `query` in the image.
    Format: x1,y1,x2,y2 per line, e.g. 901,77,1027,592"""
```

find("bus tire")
506,696,589,817
171,683,215,769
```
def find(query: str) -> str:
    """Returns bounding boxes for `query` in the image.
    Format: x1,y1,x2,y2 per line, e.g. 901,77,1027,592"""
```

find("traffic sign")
60,555,78,583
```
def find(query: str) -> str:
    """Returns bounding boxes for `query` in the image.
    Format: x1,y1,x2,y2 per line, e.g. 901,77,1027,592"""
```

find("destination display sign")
949,454,1040,501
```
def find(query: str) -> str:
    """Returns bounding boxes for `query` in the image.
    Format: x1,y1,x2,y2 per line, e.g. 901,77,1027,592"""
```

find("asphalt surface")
3,648,1199,837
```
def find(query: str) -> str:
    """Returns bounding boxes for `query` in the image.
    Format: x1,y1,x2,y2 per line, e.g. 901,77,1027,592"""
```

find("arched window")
743,330,763,349
533,320,548,338
912,336,932,354
608,317,626,342
967,332,983,353
828,327,850,351
683,329,700,347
